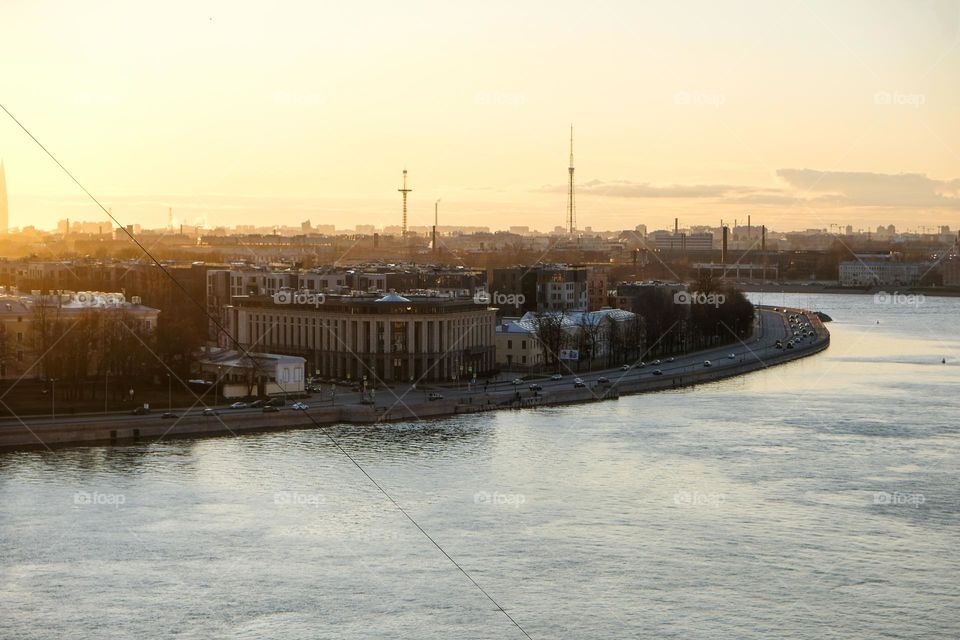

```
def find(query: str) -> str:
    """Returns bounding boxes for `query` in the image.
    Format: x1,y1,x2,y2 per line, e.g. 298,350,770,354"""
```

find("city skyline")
2,1,959,234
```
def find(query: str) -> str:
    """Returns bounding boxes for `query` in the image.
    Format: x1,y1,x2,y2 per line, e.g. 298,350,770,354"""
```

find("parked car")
131,406,150,415
550,374,563,381
291,402,309,410
573,378,585,388
202,408,219,416
230,402,247,409
428,392,444,401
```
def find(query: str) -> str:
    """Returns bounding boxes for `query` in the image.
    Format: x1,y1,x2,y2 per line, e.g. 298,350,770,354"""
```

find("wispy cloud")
775,169,960,209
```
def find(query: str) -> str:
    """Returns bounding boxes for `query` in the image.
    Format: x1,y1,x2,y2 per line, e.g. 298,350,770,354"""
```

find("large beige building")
222,293,496,384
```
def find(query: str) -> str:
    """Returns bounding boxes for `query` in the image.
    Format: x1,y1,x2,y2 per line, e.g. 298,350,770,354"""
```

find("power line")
0,102,534,639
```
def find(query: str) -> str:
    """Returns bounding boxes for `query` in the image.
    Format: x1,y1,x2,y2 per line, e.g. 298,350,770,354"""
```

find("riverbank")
0,306,829,451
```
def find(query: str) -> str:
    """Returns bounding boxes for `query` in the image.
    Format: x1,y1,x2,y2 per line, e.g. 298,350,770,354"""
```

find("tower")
398,169,412,237
0,160,7,233
566,126,576,234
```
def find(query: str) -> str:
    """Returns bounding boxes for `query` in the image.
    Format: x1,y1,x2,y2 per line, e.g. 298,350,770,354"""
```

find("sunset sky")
2,0,959,233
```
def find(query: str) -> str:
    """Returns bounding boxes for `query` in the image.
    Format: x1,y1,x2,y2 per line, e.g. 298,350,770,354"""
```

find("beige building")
222,293,496,384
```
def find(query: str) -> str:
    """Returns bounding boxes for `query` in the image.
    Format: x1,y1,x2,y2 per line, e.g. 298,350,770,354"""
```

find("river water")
1,292,958,639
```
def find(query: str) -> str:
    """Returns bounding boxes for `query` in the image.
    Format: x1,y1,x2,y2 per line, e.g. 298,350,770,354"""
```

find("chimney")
761,225,766,251
722,226,729,264
674,218,679,235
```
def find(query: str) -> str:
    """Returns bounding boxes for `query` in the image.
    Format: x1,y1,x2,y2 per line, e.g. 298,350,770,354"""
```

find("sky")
2,0,959,234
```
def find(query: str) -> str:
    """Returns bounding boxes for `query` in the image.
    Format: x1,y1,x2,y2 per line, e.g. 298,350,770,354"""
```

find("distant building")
651,231,714,252
942,257,960,288
839,261,928,287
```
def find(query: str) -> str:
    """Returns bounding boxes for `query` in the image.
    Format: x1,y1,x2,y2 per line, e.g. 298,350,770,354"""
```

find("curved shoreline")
0,306,829,451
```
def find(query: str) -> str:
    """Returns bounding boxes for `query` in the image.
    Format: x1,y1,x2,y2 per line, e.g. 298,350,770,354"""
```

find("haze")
2,0,959,233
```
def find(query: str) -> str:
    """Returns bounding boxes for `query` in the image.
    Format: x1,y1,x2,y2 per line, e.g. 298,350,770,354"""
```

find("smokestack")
762,225,766,251
748,214,751,239
674,218,679,235
373,232,379,248
722,226,728,264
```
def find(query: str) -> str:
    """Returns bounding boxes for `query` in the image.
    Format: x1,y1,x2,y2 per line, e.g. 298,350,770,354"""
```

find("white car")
230,402,247,409
511,378,522,385
291,402,309,410
550,373,563,381
703,360,712,367
621,364,630,371
728,353,736,359
573,378,585,388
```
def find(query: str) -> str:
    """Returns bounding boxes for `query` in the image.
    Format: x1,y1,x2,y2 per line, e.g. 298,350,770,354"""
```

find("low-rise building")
839,261,928,287
197,348,305,398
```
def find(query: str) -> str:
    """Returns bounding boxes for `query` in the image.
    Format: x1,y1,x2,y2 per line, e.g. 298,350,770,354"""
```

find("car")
550,374,563,381
250,399,266,408
262,406,280,413
160,412,177,419
291,402,309,410
597,377,609,384
652,369,663,376
703,360,712,367
528,384,542,391
621,364,630,371
202,408,219,416
638,361,646,368
230,402,247,409
511,378,522,385
728,353,736,359
267,398,284,407
786,342,794,349
573,378,585,388
131,406,150,415
428,392,444,401
667,357,675,363
653,359,661,365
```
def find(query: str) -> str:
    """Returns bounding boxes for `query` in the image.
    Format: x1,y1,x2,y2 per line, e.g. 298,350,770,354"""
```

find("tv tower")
566,125,576,235
398,168,412,237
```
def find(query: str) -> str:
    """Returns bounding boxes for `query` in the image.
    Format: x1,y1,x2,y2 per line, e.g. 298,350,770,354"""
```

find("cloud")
775,169,960,208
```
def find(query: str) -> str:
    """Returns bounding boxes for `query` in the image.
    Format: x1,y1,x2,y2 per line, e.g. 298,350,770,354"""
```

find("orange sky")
2,0,959,233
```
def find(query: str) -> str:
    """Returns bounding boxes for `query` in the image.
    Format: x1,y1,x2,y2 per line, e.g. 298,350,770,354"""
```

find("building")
494,319,544,370
652,231,714,253
0,160,7,234
514,308,639,365
197,348,305,399
839,261,928,287
221,293,496,383
0,290,160,379
942,257,960,288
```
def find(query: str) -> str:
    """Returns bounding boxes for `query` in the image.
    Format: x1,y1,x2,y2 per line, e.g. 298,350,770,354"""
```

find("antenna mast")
566,125,576,235
398,168,412,237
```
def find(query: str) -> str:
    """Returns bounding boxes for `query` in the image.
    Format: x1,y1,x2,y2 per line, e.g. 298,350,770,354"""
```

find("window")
16,332,22,343
16,350,23,362
507,340,513,349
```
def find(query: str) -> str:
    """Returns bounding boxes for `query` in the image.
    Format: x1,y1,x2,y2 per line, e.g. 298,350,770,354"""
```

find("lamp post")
166,373,172,412
50,378,58,421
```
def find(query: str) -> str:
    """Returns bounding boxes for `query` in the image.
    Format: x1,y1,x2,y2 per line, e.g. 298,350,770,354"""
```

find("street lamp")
50,378,58,421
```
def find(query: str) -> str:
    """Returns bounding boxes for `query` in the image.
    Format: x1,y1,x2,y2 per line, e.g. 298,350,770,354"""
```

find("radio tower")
398,168,412,237
566,125,576,235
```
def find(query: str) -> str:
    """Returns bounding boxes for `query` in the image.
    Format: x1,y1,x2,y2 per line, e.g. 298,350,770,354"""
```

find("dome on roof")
375,293,411,303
